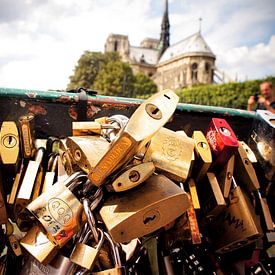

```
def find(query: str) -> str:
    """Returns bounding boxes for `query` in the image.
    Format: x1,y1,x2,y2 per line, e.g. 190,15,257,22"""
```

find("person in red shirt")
247,81,275,113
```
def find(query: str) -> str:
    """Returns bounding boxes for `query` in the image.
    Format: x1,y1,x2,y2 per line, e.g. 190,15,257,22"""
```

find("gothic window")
191,63,198,81
205,62,209,73
114,40,118,51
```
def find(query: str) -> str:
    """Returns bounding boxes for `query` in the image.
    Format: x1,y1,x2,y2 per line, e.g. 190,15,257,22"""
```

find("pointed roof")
158,32,215,64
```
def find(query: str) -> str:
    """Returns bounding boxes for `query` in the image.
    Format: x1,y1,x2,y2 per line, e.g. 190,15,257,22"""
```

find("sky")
0,0,275,91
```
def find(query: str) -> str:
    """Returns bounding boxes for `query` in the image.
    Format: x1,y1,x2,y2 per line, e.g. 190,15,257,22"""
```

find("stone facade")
104,2,216,90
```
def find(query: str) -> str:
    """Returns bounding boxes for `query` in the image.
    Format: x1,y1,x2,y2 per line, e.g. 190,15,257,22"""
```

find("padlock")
217,154,235,199
18,114,35,158
143,127,194,182
239,141,257,164
198,172,226,221
8,234,22,257
187,178,200,209
208,177,263,254
205,118,239,169
109,162,155,192
42,154,58,193
20,253,74,275
7,161,25,207
92,231,126,274
100,174,190,243
27,172,85,247
0,179,8,225
59,139,79,175
72,121,120,136
0,121,20,165
89,89,179,186
235,141,274,231
20,226,58,265
15,147,45,212
192,130,212,181
66,136,110,174
70,228,105,270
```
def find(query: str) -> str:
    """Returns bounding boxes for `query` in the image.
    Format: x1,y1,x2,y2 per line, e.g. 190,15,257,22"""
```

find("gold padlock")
7,161,25,207
217,154,235,199
0,177,8,225
235,141,260,191
66,136,110,174
20,226,58,264
208,183,263,254
89,89,179,186
0,121,20,165
42,155,58,193
192,130,212,181
27,178,84,247
18,114,35,159
8,234,22,256
100,174,190,243
59,139,79,175
72,121,120,136
110,162,155,192
70,229,105,270
239,141,257,164
15,147,45,212
198,172,226,220
143,127,194,182
187,178,200,209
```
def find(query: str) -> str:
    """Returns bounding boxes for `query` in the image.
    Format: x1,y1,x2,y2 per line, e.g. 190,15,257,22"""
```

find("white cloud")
217,35,275,80
0,0,274,90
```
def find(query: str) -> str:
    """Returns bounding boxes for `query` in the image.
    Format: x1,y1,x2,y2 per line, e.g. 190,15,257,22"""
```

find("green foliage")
176,76,275,109
133,73,157,98
67,51,120,90
68,51,157,98
93,61,135,97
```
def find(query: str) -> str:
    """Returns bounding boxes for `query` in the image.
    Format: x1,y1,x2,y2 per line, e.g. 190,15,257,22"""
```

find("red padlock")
206,118,239,169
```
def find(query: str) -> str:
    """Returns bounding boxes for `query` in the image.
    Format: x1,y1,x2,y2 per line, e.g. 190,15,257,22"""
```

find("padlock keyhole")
143,215,156,225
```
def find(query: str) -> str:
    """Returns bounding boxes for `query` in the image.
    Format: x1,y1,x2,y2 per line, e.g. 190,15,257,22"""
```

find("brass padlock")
100,174,191,243
198,172,226,220
92,231,126,275
59,139,79,175
66,136,110,174
0,121,20,165
8,234,22,256
217,154,235,199
205,118,239,169
15,147,45,212
18,114,35,159
20,226,58,264
143,127,194,182
0,180,8,225
234,140,260,191
239,141,257,164
70,228,105,270
187,178,200,209
72,121,120,136
27,174,84,247
110,162,155,192
89,89,179,186
7,161,25,207
42,154,58,193
208,181,263,254
192,130,212,181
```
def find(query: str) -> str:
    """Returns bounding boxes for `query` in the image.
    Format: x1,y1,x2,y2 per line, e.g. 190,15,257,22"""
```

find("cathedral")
104,0,216,90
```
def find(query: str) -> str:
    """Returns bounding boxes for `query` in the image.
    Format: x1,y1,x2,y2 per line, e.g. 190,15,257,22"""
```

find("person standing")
247,81,275,113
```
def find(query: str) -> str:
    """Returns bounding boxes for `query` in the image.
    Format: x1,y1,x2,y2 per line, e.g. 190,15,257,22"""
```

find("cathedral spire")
159,0,170,56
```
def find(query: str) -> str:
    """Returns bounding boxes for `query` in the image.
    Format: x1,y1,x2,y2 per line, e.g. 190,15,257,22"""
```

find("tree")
67,51,120,90
133,73,157,98
93,61,135,97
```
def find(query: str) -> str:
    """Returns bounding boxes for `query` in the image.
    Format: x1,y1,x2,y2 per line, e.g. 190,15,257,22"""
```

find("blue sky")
0,0,274,90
